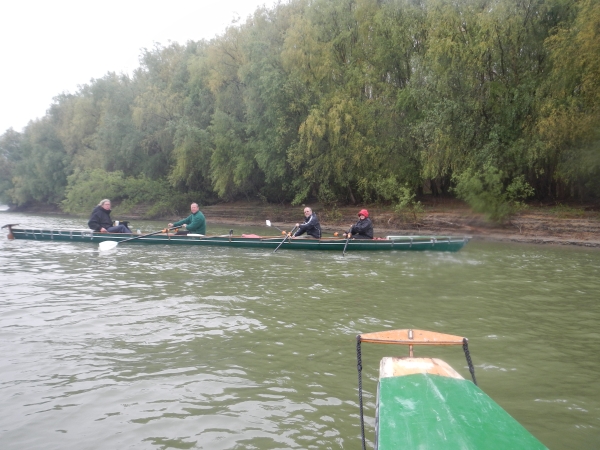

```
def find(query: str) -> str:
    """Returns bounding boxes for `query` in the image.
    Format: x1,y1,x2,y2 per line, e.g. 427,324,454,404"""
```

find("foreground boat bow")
356,329,547,449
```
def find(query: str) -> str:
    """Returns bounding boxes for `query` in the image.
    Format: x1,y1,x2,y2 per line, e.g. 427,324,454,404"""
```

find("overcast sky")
0,0,279,134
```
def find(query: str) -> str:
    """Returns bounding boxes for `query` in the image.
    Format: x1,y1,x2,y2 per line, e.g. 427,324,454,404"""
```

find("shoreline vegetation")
4,199,600,248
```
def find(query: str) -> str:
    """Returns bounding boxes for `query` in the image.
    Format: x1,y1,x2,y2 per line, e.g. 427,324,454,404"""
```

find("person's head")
358,209,369,220
98,199,111,210
303,207,312,217
191,203,199,213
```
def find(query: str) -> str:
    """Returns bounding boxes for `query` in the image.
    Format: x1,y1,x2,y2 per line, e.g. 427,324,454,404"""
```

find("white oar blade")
99,240,119,251
266,220,272,227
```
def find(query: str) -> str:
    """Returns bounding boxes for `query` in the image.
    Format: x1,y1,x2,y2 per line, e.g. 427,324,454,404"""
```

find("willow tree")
168,41,215,195
353,0,427,198
0,129,21,204
55,73,144,176
283,0,375,204
203,25,259,200
537,0,600,198
239,2,309,202
93,75,144,176
412,0,554,194
9,117,69,205
50,91,102,171
130,43,194,179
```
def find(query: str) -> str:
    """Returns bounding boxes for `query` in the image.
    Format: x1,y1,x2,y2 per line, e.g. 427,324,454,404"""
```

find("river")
1,212,598,449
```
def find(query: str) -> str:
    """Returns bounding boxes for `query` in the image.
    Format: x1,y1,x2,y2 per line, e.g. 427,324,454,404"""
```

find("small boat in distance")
2,224,469,252
356,329,547,449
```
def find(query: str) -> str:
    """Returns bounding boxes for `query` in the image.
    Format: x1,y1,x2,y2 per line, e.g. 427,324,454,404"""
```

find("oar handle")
273,225,297,253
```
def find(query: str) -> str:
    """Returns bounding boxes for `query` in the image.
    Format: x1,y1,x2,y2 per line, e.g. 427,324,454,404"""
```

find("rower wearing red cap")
344,209,374,240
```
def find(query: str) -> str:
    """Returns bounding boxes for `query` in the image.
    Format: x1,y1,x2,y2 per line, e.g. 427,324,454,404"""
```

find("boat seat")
380,357,464,379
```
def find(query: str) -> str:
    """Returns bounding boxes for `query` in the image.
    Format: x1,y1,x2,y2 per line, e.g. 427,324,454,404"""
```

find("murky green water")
1,212,599,449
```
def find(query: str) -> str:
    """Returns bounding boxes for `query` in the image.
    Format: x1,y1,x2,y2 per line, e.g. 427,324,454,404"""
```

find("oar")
98,227,178,251
1,223,17,240
342,224,356,256
265,220,285,234
273,225,297,253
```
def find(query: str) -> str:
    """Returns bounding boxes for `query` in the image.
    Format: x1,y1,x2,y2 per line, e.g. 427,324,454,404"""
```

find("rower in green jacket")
168,203,206,235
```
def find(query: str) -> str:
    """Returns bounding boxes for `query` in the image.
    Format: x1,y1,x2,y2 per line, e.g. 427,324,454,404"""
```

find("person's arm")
88,211,103,232
170,214,191,228
294,222,306,236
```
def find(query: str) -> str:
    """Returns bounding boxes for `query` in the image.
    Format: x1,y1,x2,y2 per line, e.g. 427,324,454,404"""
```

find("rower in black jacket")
293,207,321,239
88,199,132,233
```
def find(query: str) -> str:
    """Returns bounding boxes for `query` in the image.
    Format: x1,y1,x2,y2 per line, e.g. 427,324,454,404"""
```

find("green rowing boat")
356,329,547,449
2,225,469,252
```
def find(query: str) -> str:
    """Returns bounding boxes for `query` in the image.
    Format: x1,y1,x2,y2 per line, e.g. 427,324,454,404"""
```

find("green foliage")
0,0,597,209
537,0,600,198
322,204,343,223
393,185,425,224
144,191,202,220
550,203,585,219
61,169,200,219
454,166,534,223
0,129,21,204
374,176,402,203
8,118,69,205
290,179,311,206
62,169,127,214
316,184,338,206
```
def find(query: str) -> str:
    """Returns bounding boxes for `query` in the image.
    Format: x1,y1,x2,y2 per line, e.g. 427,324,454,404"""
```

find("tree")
9,117,69,205
0,129,21,204
537,0,600,198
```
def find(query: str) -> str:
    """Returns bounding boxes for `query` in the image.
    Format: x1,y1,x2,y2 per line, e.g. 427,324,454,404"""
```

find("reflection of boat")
356,329,547,449
2,225,469,252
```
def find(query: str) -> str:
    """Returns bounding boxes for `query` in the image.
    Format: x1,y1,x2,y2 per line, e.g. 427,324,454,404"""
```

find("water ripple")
1,213,599,448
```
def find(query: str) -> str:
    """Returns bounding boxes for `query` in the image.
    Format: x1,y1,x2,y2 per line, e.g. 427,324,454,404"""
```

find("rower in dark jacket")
88,199,132,233
293,207,321,239
345,209,373,239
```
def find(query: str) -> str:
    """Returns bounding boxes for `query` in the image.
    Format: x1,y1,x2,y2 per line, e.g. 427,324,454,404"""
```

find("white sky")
0,0,279,134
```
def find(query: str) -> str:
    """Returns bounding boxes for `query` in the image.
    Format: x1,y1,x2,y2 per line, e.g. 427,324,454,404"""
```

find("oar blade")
266,220,272,227
99,240,119,251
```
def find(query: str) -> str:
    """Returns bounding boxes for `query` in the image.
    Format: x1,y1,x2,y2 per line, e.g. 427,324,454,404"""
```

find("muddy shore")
5,200,600,248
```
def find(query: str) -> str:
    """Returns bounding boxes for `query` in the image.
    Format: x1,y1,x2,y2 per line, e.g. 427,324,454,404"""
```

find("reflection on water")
1,212,599,449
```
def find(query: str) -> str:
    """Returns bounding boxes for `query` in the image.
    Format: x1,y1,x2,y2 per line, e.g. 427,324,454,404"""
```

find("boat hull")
5,228,469,252
377,372,546,449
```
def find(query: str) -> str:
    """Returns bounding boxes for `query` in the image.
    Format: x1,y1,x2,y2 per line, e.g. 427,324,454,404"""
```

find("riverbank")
5,199,600,248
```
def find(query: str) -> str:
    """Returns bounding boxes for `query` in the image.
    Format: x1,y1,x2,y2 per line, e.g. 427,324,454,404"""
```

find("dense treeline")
1,0,598,219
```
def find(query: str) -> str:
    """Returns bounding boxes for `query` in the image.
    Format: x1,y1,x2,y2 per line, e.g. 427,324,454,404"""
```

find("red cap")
358,209,369,218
